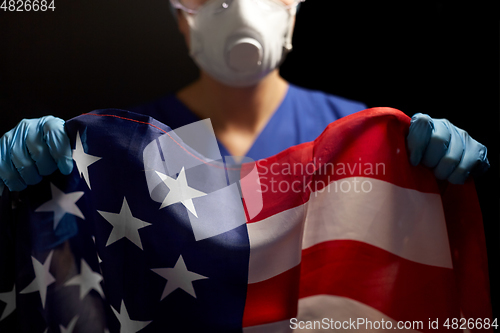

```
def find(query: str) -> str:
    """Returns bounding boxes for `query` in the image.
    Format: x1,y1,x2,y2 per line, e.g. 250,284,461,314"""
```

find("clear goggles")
170,0,305,14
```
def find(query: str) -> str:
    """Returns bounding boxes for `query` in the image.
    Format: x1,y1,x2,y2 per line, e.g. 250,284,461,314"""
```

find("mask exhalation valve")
226,37,263,73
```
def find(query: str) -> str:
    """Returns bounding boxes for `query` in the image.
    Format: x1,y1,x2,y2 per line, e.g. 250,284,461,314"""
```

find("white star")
92,236,103,264
59,315,79,333
0,285,15,321
72,130,101,189
112,300,151,333
35,183,85,230
155,167,207,218
19,251,56,308
151,255,208,300
98,198,151,250
64,259,104,300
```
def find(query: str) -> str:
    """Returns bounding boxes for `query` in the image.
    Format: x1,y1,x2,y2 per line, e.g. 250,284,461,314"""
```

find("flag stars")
72,130,102,189
19,251,56,309
98,197,152,250
112,300,151,333
0,285,16,321
64,259,105,300
151,255,208,300
59,315,79,333
155,167,207,218
35,183,85,230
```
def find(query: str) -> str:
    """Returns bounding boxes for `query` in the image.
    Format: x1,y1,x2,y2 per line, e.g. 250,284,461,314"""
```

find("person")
0,0,490,194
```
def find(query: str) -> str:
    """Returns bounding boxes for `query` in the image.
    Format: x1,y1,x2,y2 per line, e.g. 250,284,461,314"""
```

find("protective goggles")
170,0,305,14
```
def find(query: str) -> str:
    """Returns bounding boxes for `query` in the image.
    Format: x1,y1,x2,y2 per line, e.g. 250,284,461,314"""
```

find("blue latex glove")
407,113,489,184
0,116,73,194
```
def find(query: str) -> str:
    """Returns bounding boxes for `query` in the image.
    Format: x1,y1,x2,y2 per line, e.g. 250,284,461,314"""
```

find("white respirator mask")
170,0,300,87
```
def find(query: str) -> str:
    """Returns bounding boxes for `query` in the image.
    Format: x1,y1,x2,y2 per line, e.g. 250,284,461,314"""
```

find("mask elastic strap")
283,6,297,51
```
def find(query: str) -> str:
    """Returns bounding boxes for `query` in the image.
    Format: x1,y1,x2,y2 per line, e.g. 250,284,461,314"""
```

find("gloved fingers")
447,128,490,184
10,119,44,185
24,116,72,176
25,118,59,176
472,155,490,176
0,116,72,193
0,131,28,191
421,118,452,168
40,116,73,175
407,113,433,166
408,113,489,184
432,120,465,181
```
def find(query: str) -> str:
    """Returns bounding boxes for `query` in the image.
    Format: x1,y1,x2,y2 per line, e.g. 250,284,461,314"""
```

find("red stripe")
243,264,301,327
300,240,459,332
241,108,491,329
244,108,439,223
81,112,169,134
441,182,493,332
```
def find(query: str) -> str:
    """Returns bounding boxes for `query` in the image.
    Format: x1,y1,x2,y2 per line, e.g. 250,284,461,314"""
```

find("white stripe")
243,319,293,333
303,177,452,268
296,295,423,332
242,294,425,332
247,204,305,283
247,177,452,284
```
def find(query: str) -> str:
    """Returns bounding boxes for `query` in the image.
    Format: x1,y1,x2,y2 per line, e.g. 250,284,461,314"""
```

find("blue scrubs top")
130,83,367,161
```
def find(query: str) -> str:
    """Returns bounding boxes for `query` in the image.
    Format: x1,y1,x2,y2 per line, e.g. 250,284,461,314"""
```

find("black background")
1,0,498,321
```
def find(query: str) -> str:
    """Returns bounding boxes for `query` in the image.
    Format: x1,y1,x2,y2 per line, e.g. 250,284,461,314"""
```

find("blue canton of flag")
0,109,252,333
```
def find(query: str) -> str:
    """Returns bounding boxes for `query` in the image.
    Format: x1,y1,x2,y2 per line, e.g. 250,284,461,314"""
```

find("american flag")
0,108,492,332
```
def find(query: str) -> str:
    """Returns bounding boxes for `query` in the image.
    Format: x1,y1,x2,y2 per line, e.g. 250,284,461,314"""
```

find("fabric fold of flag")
0,107,492,333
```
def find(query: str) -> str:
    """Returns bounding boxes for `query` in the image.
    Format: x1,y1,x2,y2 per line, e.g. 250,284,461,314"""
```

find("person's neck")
176,70,289,156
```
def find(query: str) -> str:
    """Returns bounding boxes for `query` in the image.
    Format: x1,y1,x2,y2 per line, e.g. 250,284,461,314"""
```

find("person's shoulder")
287,83,368,118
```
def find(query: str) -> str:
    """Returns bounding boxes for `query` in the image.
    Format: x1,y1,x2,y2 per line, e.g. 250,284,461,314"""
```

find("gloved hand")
407,113,489,184
0,116,73,194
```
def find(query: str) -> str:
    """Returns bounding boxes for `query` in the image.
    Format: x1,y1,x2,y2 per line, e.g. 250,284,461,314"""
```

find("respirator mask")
170,0,303,87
